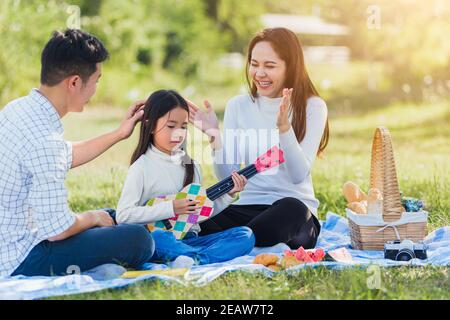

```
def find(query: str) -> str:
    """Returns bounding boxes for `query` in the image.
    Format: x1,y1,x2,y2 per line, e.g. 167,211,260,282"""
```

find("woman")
188,28,329,249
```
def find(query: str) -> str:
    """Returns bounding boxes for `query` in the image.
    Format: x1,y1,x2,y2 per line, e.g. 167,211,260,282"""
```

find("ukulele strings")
206,165,257,200
206,165,258,200
206,166,257,199
208,156,282,199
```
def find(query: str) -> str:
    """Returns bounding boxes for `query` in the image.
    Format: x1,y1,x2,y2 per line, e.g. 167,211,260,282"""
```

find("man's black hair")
40,29,109,86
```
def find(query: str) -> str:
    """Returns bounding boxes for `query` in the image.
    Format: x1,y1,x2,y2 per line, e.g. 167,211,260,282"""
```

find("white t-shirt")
212,94,328,217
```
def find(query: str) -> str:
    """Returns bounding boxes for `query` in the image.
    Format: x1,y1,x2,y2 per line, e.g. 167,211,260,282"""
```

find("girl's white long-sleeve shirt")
116,146,235,233
212,94,328,217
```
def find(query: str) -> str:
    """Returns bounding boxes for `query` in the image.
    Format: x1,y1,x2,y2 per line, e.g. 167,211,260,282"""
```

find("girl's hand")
172,199,202,215
227,171,248,197
186,98,220,138
276,88,293,134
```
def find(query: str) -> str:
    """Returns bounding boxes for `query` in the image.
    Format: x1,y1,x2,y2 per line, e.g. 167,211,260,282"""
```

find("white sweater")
116,146,235,233
213,94,328,217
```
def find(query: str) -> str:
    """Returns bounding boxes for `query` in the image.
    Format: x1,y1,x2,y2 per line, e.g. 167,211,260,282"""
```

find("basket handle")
370,127,405,222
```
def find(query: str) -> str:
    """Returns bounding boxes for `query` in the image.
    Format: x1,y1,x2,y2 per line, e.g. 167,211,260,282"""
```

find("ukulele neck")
205,164,257,201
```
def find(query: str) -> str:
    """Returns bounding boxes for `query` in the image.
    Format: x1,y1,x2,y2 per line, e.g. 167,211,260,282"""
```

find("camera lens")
395,249,415,261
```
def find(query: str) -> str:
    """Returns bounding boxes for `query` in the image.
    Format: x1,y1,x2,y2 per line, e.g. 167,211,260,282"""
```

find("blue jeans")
11,209,154,277
151,226,255,265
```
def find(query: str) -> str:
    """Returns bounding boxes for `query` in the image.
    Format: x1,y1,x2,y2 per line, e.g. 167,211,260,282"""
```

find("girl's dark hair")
130,90,195,187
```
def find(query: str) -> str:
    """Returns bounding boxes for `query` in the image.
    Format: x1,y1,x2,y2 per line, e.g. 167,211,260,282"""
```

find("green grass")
53,99,449,300
54,267,449,300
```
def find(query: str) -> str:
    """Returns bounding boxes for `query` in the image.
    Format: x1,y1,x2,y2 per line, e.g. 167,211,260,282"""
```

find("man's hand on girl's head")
115,100,146,140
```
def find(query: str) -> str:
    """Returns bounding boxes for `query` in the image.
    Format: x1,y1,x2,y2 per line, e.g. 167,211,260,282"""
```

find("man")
0,29,154,277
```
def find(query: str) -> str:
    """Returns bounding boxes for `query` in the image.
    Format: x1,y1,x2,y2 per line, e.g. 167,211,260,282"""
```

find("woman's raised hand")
276,88,293,134
186,99,219,137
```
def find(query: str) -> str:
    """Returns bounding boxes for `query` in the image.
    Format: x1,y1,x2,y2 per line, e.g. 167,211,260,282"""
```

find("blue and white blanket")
1,212,448,300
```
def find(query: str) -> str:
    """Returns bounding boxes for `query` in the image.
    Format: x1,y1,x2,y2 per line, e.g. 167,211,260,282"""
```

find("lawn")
53,98,449,299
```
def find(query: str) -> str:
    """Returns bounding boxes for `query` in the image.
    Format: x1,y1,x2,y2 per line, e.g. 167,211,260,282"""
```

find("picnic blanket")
1,212,449,300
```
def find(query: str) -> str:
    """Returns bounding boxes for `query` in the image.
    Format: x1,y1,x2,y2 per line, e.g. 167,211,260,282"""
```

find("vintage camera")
384,240,427,261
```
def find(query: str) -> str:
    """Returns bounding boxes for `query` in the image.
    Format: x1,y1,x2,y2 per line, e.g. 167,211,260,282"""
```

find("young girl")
189,28,329,249
116,89,255,265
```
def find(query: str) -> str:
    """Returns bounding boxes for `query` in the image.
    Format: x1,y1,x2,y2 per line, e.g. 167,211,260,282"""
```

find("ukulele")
146,146,285,239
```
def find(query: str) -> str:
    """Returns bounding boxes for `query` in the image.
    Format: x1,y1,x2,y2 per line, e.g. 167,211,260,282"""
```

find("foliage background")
1,0,449,109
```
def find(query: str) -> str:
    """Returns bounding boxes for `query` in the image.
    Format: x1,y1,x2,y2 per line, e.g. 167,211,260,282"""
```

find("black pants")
199,197,321,249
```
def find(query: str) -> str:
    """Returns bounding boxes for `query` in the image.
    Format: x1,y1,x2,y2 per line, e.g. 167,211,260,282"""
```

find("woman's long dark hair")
130,89,195,187
245,28,329,155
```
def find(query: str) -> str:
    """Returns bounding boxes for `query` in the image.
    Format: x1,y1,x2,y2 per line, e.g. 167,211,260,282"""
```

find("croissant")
253,253,279,266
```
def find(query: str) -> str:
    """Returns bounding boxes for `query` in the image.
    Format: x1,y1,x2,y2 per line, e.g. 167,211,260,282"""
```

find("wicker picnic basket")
347,126,428,250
